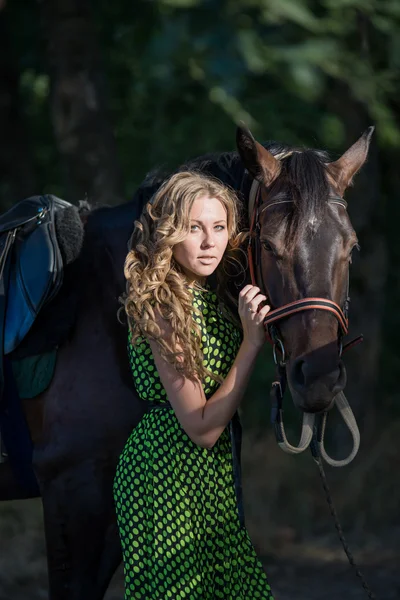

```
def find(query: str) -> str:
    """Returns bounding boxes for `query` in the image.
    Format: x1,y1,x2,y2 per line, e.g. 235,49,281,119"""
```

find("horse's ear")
329,126,375,195
236,124,280,186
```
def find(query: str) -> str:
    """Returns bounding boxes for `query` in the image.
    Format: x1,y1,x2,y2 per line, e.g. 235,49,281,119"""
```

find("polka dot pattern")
114,287,274,599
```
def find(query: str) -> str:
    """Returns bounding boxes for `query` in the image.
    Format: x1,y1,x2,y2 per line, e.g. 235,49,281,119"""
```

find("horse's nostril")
290,356,343,394
332,361,347,393
291,358,306,390
288,353,347,412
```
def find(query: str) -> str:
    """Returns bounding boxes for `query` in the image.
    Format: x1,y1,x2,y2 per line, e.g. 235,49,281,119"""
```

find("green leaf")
261,0,321,32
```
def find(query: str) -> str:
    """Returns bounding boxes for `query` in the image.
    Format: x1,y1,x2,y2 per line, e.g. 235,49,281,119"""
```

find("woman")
114,171,274,599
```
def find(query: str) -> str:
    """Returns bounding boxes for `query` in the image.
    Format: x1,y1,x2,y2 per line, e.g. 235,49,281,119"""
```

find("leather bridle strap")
247,178,260,285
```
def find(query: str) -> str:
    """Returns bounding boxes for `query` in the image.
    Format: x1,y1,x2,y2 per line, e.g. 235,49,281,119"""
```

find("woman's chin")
198,266,217,277
182,263,220,284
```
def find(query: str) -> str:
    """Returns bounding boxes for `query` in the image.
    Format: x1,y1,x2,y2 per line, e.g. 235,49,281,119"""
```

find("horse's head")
237,125,373,414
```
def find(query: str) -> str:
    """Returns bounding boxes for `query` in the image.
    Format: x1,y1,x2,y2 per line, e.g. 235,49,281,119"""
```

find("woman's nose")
202,231,216,247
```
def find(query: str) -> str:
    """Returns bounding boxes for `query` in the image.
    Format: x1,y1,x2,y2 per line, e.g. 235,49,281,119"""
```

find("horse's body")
0,127,372,599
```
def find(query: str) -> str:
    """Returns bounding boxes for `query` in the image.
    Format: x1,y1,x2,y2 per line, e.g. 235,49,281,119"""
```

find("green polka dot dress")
113,286,274,599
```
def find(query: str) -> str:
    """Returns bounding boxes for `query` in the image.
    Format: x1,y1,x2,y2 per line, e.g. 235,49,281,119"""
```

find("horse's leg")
60,461,122,600
0,398,43,501
36,460,122,600
38,477,72,600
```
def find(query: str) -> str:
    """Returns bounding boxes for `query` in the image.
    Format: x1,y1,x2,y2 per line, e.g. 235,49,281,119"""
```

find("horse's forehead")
305,205,353,240
288,216,342,261
308,213,337,237
308,214,319,234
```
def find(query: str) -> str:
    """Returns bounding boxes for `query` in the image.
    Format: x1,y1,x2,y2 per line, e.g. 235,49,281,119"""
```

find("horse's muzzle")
288,357,347,413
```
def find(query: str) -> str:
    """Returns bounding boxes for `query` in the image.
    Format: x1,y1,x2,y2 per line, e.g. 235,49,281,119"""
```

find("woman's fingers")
238,286,271,348
243,294,268,316
256,303,271,322
239,286,271,344
239,285,261,310
248,294,268,313
247,302,270,324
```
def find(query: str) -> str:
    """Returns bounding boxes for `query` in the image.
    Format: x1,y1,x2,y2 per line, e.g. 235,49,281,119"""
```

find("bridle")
246,177,363,464
246,179,360,363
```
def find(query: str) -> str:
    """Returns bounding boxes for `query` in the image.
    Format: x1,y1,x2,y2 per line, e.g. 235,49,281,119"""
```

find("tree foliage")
3,0,399,198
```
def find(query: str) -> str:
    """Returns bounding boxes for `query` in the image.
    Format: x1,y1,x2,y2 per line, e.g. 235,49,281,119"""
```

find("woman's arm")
148,285,270,449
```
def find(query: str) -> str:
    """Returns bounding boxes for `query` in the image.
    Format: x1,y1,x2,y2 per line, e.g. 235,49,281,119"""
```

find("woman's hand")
238,285,271,351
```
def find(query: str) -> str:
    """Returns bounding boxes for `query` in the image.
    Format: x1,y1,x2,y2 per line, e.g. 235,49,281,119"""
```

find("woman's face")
173,195,229,285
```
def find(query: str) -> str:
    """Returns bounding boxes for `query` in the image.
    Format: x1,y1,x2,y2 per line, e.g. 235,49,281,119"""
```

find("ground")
2,428,399,600
1,498,398,600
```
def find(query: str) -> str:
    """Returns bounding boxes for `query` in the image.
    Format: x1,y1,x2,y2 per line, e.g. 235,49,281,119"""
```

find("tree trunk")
39,0,124,205
0,8,37,211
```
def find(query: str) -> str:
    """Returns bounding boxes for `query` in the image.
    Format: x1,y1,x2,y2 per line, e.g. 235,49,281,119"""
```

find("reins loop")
272,337,285,367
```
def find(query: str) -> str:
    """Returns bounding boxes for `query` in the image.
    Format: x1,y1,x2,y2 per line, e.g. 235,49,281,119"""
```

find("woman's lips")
198,257,216,264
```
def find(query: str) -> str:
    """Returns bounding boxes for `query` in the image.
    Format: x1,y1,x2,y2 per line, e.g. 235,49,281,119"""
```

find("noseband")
246,180,358,363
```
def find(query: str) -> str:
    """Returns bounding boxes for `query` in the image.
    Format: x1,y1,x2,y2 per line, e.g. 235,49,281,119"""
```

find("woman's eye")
190,224,225,232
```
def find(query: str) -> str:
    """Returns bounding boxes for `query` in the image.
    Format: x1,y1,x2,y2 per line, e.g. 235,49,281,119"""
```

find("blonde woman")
114,171,274,599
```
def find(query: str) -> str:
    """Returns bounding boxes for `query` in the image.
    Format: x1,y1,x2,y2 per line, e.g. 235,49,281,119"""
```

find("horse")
0,124,373,599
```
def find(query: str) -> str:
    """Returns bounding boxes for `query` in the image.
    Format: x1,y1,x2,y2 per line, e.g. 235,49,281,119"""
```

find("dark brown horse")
0,125,373,599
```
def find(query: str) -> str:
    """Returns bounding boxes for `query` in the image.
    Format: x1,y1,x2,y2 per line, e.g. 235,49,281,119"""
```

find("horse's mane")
266,142,331,232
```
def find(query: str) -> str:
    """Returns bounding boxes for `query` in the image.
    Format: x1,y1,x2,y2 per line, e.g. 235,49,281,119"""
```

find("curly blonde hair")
123,171,247,383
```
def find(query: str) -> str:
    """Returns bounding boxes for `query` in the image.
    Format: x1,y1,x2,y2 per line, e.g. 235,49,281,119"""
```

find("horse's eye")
262,240,274,253
349,243,360,264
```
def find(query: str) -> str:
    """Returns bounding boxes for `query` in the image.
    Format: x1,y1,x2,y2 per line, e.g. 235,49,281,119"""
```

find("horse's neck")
190,151,249,195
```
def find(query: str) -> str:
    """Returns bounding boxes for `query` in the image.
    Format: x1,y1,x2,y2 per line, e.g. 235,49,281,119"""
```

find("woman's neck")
186,276,206,288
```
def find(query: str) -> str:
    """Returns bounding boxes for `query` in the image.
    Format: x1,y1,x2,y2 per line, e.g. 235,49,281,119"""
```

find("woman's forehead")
189,195,227,220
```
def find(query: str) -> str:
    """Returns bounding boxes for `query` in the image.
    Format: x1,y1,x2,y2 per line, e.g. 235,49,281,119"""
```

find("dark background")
1,0,399,598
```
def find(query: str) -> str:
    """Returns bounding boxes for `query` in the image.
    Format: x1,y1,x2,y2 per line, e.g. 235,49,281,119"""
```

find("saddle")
0,194,81,470
0,195,74,357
